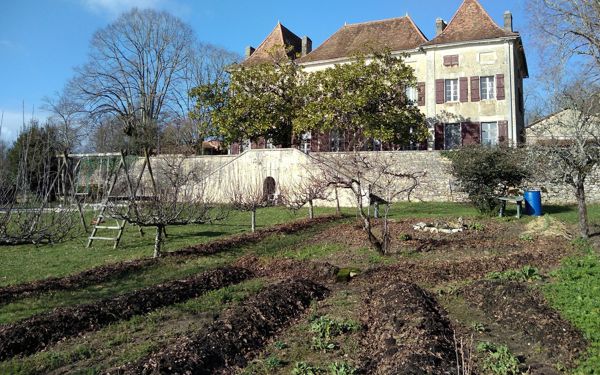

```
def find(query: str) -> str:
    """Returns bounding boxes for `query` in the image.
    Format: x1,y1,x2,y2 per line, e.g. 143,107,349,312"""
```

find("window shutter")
461,122,481,145
459,77,468,102
496,74,505,100
435,79,445,104
434,123,444,150
443,55,451,66
498,120,509,144
470,76,480,102
417,82,426,106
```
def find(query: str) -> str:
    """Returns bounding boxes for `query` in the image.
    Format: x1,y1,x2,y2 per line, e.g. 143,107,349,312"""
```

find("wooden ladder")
86,204,126,249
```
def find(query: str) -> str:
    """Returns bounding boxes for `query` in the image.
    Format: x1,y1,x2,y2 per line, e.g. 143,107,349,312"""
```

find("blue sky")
0,0,531,143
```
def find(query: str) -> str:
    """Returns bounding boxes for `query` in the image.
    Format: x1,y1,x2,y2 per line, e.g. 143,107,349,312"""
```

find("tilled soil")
113,279,329,375
460,280,588,369
359,281,457,374
0,266,253,360
0,215,339,306
234,255,339,282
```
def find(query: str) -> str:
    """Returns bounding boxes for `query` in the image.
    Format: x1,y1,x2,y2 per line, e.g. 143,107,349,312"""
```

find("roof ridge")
344,16,410,28
441,0,505,38
405,14,429,43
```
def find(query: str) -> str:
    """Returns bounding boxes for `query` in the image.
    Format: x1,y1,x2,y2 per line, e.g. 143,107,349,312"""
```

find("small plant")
476,342,521,375
487,266,542,282
469,222,485,231
310,316,360,352
274,340,288,350
471,322,486,333
328,361,357,375
398,233,412,241
265,355,284,370
518,233,534,242
292,361,322,375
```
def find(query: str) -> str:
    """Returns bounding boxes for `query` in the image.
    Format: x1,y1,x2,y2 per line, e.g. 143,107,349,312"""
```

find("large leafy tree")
295,51,427,149
192,54,301,148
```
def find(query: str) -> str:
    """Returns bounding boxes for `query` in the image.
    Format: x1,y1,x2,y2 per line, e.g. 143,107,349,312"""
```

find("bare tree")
42,84,88,152
313,153,423,254
228,173,272,233
528,84,600,238
72,8,195,153
107,153,226,257
529,0,600,78
280,171,331,219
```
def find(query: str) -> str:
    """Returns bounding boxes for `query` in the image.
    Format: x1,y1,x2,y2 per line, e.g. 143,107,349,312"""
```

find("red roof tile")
423,0,518,46
240,23,302,67
297,16,428,64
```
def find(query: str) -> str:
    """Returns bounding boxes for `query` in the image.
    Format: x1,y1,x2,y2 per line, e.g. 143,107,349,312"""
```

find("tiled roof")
422,0,518,46
297,16,428,64
240,23,302,67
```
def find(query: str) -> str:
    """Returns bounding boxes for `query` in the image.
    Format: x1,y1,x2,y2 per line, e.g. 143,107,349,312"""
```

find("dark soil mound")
0,266,253,360
0,215,339,306
234,255,339,282
360,282,457,374
117,279,329,375
461,280,587,367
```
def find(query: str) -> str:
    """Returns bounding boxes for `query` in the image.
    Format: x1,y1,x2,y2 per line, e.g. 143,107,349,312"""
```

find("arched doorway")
262,177,276,204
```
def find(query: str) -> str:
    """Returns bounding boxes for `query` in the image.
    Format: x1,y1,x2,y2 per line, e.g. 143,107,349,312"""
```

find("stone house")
234,0,528,153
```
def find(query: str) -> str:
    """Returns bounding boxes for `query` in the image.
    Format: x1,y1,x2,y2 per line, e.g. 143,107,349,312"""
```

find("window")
444,123,461,150
445,79,459,102
405,86,418,104
480,76,495,100
443,55,459,67
301,132,311,153
266,138,275,149
240,139,251,152
481,122,498,146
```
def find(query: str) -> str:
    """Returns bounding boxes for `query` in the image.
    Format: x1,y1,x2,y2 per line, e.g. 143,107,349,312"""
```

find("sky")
0,0,533,143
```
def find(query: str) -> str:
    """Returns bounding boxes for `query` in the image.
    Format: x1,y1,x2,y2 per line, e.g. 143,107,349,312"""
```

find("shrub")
476,342,521,375
445,146,529,214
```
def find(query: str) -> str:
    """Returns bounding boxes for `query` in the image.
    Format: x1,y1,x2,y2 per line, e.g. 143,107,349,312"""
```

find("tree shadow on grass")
543,205,576,215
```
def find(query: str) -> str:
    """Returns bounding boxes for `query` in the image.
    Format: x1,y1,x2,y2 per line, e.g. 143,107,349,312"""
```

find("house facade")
234,0,528,153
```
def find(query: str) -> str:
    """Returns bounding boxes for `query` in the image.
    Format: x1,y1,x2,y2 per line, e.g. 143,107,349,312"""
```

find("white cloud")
81,0,165,15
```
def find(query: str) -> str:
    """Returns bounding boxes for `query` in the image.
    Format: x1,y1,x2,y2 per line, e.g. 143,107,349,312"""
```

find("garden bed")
0,266,252,360
359,282,456,374
115,279,329,374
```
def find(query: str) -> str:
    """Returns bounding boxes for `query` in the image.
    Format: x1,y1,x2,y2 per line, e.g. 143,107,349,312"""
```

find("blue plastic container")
524,190,543,216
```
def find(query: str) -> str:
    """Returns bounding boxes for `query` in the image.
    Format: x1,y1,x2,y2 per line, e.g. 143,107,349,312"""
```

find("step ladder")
86,205,126,249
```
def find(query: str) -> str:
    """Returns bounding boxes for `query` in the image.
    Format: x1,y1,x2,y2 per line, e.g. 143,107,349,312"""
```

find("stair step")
89,236,118,241
94,226,121,230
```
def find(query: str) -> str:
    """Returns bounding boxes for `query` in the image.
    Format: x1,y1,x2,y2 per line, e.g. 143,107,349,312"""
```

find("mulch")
234,255,340,283
0,266,253,361
112,279,329,375
0,215,340,306
359,282,457,374
460,280,588,368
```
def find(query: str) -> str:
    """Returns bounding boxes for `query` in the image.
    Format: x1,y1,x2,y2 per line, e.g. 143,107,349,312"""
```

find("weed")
265,355,285,370
398,233,412,241
471,322,486,333
328,362,357,375
487,266,542,282
292,361,323,375
309,316,360,352
274,340,288,350
476,342,521,375
518,233,534,242
469,222,485,231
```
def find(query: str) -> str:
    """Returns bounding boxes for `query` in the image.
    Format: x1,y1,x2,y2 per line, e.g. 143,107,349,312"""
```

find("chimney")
504,11,513,32
302,36,312,56
435,18,447,36
245,46,255,58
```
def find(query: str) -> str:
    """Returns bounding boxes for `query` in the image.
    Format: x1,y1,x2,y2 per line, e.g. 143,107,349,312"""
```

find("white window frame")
405,86,418,104
444,123,461,150
330,129,342,152
240,139,252,153
301,132,311,153
480,76,496,100
445,79,459,102
481,122,499,146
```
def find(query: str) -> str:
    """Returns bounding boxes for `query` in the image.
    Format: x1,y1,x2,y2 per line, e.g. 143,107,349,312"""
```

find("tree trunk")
335,187,340,215
309,200,314,219
153,225,164,258
575,182,589,239
251,209,256,233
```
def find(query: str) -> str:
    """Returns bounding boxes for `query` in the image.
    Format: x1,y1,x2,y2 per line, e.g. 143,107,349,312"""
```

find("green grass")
543,240,600,374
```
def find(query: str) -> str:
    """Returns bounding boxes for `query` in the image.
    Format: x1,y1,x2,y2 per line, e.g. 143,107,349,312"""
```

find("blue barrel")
524,190,543,216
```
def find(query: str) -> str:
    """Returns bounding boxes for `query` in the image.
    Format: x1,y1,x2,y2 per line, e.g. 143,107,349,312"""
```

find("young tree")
107,153,226,257
196,53,302,148
42,84,88,152
227,173,273,233
72,8,196,153
528,86,600,238
314,153,423,254
295,51,427,150
280,171,331,219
